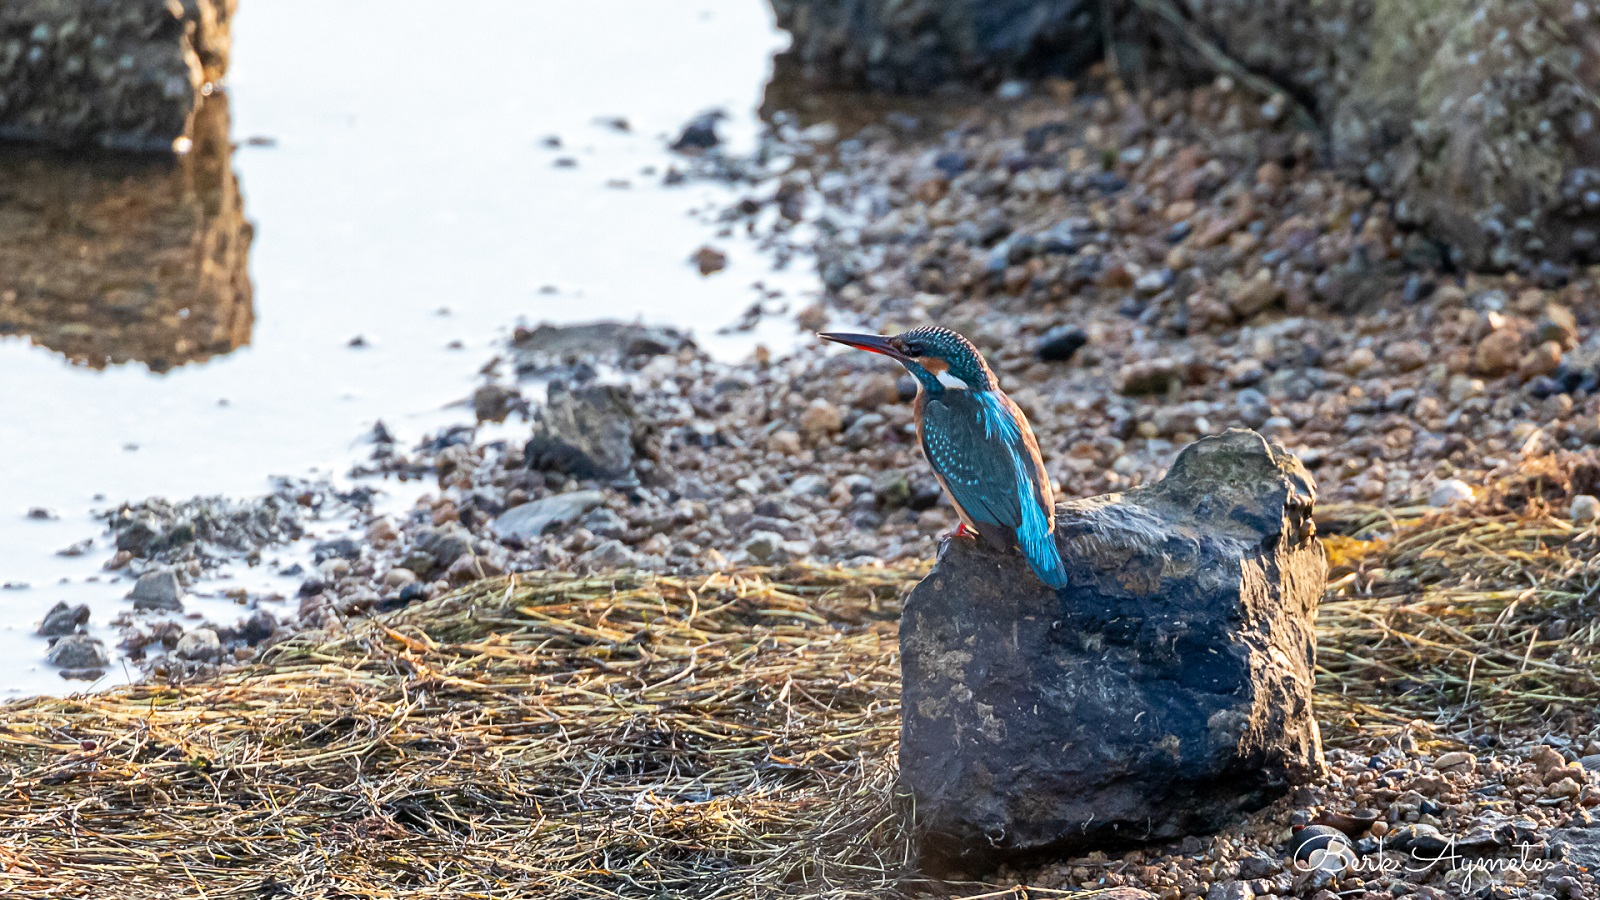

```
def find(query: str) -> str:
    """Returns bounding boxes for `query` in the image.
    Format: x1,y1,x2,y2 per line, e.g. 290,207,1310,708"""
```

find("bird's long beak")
817,332,908,360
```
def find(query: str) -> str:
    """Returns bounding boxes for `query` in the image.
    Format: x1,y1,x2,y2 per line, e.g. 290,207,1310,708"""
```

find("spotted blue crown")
898,325,993,390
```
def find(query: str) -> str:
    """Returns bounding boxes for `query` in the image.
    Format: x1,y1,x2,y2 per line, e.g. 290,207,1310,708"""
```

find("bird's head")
818,325,993,392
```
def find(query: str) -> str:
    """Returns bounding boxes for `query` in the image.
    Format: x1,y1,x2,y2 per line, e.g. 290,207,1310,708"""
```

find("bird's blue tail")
1018,525,1069,591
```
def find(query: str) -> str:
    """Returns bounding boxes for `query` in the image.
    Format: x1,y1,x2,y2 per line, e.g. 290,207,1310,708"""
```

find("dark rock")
37,601,89,637
240,610,277,645
128,569,184,612
1035,325,1089,363
492,491,606,541
311,537,362,564
524,383,646,480
47,633,109,670
899,429,1325,872
473,383,523,423
671,110,726,152
415,523,474,570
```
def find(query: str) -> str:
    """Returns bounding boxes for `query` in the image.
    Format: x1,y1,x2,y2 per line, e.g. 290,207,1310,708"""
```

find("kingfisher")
818,326,1068,590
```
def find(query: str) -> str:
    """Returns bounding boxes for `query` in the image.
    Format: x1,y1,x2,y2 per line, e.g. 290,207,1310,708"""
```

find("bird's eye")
905,342,924,356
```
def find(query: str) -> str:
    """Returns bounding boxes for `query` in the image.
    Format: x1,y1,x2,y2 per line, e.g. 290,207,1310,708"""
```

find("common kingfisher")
818,326,1068,590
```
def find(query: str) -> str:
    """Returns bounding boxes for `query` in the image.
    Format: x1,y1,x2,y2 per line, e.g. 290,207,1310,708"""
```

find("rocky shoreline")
38,69,1600,691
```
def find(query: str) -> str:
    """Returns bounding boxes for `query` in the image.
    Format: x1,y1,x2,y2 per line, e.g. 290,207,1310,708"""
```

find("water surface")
0,1,814,694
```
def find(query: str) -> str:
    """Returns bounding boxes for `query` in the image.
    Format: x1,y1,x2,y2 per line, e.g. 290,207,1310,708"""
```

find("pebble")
128,569,184,612
492,491,605,541
798,399,843,438
1571,494,1600,523
1474,327,1525,376
174,628,222,661
1036,325,1089,362
1432,750,1475,771
1428,479,1475,507
691,245,728,275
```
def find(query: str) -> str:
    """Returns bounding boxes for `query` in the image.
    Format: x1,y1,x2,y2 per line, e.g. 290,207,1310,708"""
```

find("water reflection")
0,94,252,373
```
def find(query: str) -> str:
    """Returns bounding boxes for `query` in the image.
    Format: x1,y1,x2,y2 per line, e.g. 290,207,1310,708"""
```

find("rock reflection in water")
0,95,252,373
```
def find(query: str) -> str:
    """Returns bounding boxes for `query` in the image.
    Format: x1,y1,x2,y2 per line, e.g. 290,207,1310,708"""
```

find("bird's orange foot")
941,521,976,540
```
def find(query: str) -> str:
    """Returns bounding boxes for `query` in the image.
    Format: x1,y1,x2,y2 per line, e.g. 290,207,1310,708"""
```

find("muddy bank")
0,0,233,152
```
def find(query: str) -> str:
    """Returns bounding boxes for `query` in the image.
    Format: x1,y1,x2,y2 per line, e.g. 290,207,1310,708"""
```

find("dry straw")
1,501,1595,896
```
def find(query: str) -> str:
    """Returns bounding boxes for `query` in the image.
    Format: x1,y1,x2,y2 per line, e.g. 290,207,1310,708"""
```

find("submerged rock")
37,601,89,637
47,633,109,671
128,569,185,612
899,429,1326,872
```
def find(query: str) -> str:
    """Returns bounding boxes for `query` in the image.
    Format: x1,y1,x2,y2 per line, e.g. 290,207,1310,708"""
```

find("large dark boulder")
899,429,1326,874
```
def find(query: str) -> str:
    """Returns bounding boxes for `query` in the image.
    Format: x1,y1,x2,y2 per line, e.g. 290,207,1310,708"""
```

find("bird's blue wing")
920,392,1027,533
921,392,1067,590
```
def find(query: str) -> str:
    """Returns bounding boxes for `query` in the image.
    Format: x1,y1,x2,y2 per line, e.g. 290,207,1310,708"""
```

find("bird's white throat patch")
936,371,971,390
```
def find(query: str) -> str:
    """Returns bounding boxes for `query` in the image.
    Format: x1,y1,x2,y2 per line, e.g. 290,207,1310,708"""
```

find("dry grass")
1315,502,1600,743
1,500,1597,897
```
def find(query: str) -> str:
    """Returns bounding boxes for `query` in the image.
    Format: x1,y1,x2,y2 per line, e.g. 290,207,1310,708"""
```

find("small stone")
743,530,789,564
37,601,89,637
25,507,57,520
175,628,222,661
1117,358,1182,396
240,610,278,645
1474,327,1525,377
768,430,802,455
1429,479,1475,507
1344,347,1377,376
1539,304,1580,348
670,109,724,152
1433,751,1475,772
1571,495,1600,523
128,570,184,612
1550,778,1583,800
691,245,727,275
796,302,829,332
1036,325,1089,363
1521,341,1564,378
383,568,418,589
47,634,109,669
1206,881,1254,900
473,383,522,423
1384,340,1431,373
492,491,605,541
365,518,399,546
312,537,362,563
1229,270,1282,318
788,474,830,497
584,539,637,569
798,399,843,439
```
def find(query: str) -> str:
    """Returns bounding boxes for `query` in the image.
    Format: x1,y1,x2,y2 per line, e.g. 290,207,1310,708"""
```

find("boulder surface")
899,429,1326,873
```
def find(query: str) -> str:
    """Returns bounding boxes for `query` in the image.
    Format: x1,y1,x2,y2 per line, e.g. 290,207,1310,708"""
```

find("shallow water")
0,1,815,695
